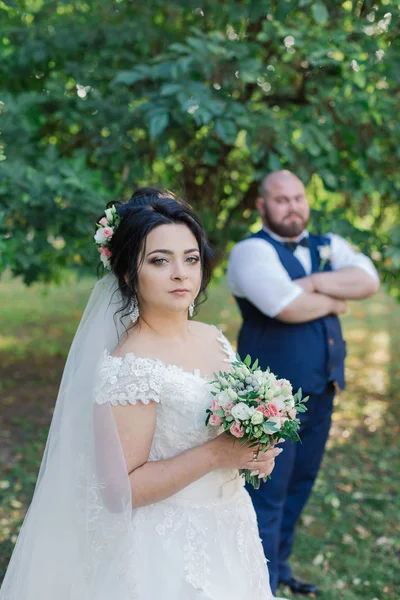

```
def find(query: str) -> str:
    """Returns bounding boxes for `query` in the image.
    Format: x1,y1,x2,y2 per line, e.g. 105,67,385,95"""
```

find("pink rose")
98,247,112,258
102,227,114,239
224,402,233,416
256,402,279,418
230,422,244,438
99,217,108,226
255,397,262,404
265,402,279,418
209,414,223,426
287,408,297,420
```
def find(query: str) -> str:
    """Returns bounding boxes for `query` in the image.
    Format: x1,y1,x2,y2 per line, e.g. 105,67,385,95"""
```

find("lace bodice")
95,330,236,461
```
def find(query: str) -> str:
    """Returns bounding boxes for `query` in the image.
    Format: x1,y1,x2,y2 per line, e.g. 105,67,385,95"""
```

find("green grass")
0,275,399,597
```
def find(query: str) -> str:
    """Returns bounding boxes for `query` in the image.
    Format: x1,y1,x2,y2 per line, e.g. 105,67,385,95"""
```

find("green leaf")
312,2,329,24
149,112,169,141
244,355,252,368
262,421,281,434
160,83,182,96
203,149,219,166
215,119,237,145
113,67,151,85
268,152,282,172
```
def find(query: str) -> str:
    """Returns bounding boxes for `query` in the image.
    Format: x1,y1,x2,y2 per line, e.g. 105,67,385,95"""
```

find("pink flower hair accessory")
94,205,121,269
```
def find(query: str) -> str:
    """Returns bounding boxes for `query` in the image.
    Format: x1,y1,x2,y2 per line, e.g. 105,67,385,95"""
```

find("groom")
227,170,379,595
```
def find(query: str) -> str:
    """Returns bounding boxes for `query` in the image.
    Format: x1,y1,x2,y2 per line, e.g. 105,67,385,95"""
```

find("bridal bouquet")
206,355,308,489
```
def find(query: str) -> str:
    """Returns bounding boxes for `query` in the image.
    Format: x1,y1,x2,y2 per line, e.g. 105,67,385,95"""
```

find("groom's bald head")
256,170,310,239
259,170,304,200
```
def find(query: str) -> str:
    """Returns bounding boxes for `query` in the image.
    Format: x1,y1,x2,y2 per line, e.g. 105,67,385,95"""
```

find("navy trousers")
246,384,335,594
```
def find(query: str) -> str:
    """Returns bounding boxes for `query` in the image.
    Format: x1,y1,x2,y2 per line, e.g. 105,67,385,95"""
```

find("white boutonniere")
317,244,332,271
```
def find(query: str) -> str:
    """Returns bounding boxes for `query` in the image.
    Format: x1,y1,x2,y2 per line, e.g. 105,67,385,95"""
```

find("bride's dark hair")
98,186,213,318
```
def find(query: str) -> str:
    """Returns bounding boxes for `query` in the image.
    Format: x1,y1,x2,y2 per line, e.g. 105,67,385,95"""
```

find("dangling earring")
189,302,195,318
129,295,139,324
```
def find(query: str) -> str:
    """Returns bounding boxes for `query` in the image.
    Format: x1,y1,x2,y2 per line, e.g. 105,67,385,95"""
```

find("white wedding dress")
95,331,274,600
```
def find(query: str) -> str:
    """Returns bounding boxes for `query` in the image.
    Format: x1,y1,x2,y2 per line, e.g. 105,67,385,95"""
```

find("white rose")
252,370,263,385
216,390,231,408
231,402,254,421
251,411,264,425
276,378,292,397
262,370,276,384
94,228,108,244
273,394,287,411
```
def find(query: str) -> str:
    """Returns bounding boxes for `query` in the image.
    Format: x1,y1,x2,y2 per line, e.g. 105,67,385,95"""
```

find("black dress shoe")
279,576,318,595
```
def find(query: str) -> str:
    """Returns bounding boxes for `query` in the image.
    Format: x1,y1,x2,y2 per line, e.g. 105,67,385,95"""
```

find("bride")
0,187,283,600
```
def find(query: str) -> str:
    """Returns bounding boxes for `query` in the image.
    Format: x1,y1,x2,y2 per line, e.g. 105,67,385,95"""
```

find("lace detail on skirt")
124,484,272,600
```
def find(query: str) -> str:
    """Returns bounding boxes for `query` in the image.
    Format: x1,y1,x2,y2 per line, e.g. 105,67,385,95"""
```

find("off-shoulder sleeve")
95,352,164,406
216,330,237,364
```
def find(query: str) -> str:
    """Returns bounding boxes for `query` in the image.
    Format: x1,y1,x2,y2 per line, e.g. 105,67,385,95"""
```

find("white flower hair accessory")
94,205,120,269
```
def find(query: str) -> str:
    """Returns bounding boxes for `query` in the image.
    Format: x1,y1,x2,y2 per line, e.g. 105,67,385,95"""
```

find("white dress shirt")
227,227,379,318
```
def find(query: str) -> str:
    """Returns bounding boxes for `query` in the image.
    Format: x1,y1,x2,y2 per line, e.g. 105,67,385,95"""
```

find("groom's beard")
264,210,309,239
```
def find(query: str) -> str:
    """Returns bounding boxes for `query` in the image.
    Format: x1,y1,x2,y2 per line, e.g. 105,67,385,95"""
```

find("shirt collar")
262,225,309,244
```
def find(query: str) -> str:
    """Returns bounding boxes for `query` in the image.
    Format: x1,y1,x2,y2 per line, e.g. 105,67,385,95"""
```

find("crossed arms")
278,267,380,323
227,234,380,325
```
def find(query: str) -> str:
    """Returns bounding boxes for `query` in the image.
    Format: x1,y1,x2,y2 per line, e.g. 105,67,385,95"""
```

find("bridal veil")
0,274,134,599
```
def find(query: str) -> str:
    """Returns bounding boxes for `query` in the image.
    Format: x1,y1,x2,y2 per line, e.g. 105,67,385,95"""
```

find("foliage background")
0,0,399,289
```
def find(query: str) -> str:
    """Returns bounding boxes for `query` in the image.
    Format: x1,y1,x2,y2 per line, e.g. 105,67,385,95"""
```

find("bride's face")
137,223,202,315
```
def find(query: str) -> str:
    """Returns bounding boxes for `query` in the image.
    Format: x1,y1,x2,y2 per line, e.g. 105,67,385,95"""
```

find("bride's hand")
208,433,282,478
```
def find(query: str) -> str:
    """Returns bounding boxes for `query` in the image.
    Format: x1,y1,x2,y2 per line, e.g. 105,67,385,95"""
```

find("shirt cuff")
270,285,304,318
